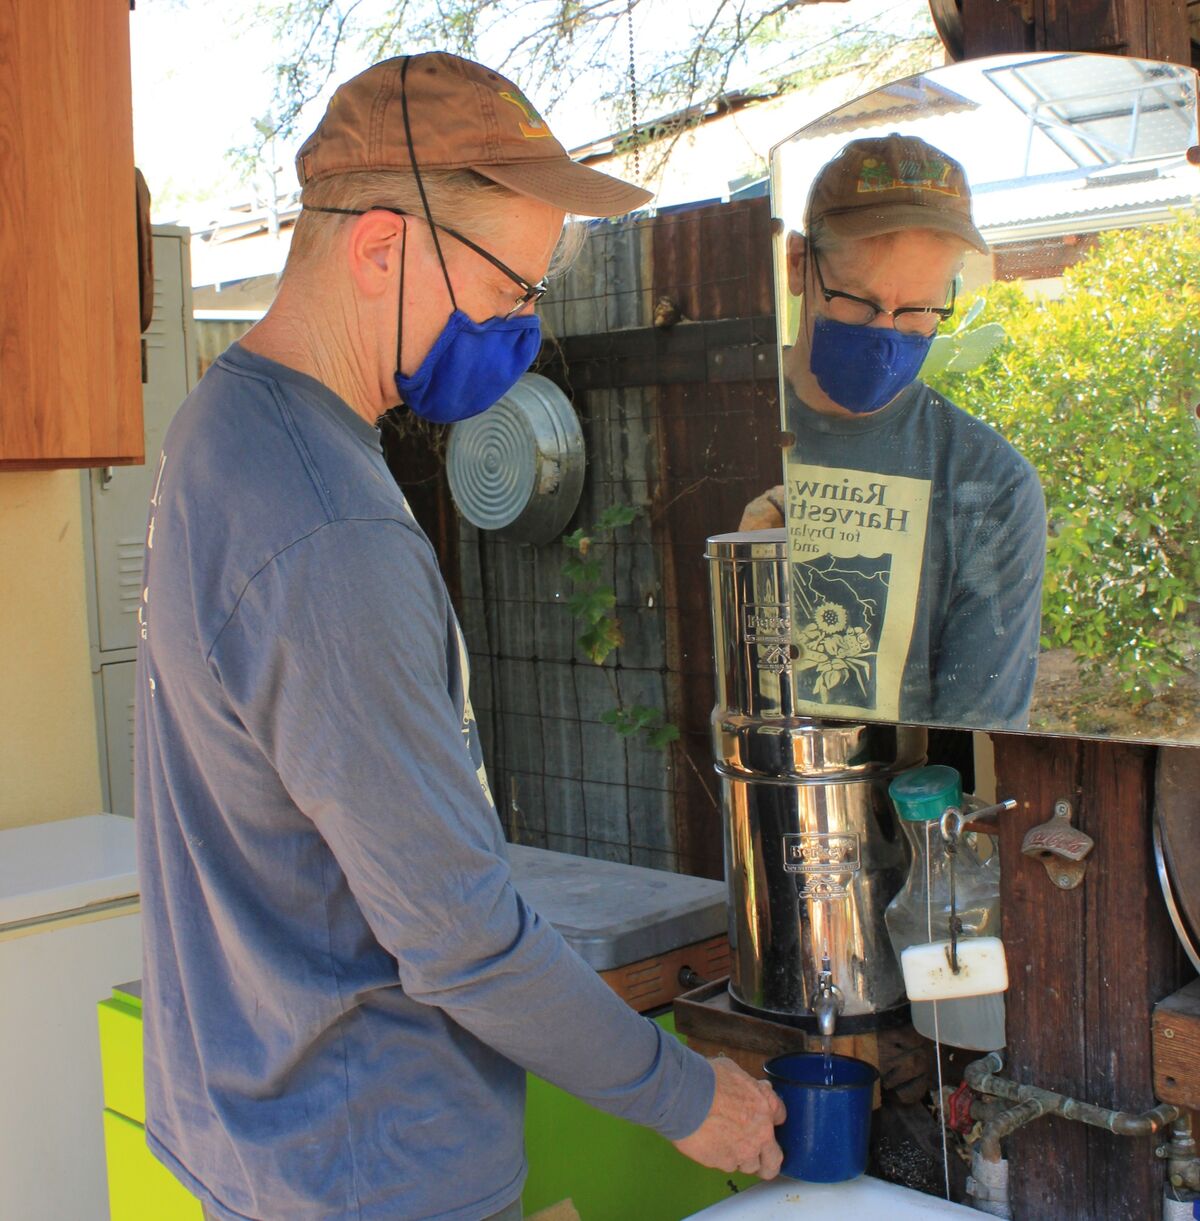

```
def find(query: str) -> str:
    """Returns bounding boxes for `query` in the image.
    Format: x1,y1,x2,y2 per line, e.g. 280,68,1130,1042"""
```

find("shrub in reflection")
923,212,1200,709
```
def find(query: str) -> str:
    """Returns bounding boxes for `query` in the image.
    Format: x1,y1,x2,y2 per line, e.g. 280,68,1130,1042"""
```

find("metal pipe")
980,1096,1049,1143
964,1052,1183,1138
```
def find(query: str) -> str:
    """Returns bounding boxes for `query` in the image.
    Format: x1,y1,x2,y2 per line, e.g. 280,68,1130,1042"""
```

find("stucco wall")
0,472,102,829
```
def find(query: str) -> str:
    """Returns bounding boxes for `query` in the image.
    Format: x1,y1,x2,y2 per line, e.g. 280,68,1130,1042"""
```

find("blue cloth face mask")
809,315,933,414
395,308,541,424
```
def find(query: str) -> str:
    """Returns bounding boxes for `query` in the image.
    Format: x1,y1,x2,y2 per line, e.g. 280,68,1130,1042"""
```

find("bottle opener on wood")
1021,799,1094,890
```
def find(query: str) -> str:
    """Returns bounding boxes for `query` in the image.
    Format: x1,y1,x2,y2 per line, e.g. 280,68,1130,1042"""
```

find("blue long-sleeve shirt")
134,342,714,1221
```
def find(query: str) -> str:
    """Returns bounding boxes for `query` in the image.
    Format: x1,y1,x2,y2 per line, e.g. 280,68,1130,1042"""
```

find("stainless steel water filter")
706,528,926,1032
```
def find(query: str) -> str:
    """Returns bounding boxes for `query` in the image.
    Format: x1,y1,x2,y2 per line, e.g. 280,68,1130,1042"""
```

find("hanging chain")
941,807,964,973
626,0,641,181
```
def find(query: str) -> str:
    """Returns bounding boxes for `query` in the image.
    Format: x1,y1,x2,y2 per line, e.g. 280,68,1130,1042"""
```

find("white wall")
0,472,102,829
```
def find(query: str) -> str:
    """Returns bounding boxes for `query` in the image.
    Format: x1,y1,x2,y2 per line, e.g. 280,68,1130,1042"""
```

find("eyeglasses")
306,205,549,320
812,248,955,337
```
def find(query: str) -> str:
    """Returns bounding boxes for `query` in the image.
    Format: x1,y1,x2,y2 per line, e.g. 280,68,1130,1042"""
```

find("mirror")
770,51,1200,745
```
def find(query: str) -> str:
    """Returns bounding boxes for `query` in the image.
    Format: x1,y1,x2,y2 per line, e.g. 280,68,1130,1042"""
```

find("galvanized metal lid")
447,373,585,544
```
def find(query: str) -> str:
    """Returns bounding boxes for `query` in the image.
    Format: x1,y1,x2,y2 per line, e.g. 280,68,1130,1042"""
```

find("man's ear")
346,211,406,298
785,231,807,298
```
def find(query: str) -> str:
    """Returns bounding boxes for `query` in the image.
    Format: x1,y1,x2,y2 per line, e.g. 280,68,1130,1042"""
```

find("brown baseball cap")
296,52,652,218
805,134,988,254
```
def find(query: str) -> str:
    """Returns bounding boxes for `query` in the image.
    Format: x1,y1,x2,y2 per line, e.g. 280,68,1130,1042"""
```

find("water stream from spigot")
813,951,842,1084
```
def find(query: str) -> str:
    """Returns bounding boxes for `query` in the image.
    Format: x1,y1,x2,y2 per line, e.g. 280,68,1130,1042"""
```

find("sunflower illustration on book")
796,600,877,700
791,555,887,707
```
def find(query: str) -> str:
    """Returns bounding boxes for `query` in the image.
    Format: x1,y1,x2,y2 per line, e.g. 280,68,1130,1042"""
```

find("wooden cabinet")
0,0,142,468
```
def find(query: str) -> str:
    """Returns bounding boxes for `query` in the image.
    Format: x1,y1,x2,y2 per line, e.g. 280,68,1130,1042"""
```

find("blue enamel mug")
763,1051,878,1182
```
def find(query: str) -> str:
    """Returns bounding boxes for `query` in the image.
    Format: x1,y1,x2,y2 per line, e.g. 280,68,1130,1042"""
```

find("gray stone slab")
505,840,728,968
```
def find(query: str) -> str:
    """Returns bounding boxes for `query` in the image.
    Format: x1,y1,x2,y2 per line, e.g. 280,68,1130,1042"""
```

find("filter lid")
704,527,787,561
889,764,963,821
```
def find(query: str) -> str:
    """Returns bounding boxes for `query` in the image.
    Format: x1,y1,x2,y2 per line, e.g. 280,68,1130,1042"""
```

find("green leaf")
647,723,681,749
944,322,1007,373
578,618,622,665
568,588,617,620
596,505,641,531
956,296,986,333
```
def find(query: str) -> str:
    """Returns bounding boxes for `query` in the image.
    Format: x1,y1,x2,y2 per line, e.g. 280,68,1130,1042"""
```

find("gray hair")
286,168,587,282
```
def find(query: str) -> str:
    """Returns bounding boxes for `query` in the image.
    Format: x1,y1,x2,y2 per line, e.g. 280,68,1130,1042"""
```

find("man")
743,134,1045,730
135,53,783,1221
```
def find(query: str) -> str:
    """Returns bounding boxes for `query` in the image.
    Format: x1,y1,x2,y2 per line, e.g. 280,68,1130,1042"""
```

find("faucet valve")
813,953,845,1037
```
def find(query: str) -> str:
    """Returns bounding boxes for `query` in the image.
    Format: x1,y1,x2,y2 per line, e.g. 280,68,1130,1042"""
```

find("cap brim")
819,204,990,255
475,157,653,217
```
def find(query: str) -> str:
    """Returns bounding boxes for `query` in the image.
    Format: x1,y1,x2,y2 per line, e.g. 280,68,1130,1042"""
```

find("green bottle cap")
888,764,963,822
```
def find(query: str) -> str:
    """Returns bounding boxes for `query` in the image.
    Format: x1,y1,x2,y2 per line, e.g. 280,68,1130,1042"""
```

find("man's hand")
738,486,785,532
671,1056,787,1179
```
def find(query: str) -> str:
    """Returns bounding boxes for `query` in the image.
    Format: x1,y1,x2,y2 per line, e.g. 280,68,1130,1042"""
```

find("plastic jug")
884,765,1006,1051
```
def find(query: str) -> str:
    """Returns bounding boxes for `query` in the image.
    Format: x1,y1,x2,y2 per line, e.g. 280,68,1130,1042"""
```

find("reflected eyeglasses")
812,248,955,337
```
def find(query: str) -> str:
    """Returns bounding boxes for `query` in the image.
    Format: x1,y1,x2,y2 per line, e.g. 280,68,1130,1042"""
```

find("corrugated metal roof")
974,163,1199,239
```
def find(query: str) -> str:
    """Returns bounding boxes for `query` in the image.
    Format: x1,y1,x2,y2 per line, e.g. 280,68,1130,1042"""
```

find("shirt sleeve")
207,515,715,1141
931,457,1047,730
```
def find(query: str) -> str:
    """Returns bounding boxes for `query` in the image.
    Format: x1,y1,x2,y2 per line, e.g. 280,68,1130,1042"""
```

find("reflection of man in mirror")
744,134,1046,729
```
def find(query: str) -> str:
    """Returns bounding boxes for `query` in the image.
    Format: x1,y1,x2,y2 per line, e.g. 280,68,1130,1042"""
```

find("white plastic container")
884,765,1007,1051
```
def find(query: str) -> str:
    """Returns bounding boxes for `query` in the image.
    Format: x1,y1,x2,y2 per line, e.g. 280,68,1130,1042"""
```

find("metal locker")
83,225,196,814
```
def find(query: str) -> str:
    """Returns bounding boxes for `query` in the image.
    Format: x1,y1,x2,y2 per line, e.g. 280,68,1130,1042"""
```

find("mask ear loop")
395,217,408,381
800,236,814,348
400,56,458,313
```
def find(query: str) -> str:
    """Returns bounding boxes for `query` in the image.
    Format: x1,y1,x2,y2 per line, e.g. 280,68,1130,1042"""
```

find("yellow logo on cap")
856,156,959,197
499,90,552,139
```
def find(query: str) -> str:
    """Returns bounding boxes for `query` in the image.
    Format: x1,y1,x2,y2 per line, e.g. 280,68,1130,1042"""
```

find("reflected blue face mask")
809,315,933,414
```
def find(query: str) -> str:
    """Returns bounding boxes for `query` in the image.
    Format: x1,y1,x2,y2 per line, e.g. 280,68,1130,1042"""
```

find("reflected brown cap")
805,133,989,254
296,52,653,218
